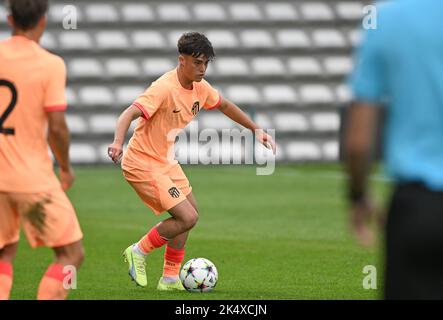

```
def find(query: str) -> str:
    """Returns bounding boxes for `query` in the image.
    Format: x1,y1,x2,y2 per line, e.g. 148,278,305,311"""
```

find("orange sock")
137,226,168,255
162,246,185,279
37,263,68,300
0,261,13,300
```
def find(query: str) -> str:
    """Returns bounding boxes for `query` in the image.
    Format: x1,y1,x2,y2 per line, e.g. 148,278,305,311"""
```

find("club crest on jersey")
191,101,200,116
168,187,180,198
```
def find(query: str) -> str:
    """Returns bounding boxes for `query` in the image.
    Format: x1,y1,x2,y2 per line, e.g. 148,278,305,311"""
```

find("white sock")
162,276,179,283
132,243,147,257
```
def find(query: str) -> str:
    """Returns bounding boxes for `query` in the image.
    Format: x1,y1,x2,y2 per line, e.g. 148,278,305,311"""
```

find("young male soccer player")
108,32,276,291
0,0,84,300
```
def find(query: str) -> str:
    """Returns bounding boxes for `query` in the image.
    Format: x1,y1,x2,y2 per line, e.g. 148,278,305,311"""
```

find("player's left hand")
256,129,276,154
350,197,379,247
107,142,123,164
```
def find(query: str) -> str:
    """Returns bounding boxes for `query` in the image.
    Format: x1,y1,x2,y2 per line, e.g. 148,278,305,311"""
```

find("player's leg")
0,193,20,300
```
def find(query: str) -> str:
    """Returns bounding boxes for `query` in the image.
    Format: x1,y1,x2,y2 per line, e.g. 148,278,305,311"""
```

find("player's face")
182,54,210,82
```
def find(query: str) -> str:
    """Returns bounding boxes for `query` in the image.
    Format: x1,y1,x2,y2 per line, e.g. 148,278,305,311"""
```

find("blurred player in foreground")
345,0,443,299
0,0,84,300
108,32,275,291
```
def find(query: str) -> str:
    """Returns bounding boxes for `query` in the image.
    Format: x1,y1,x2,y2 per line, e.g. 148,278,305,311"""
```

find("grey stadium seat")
59,31,93,50
193,3,227,22
277,30,311,49
225,85,261,105
241,30,274,49
201,114,235,130
157,4,191,21
254,113,273,129
336,84,353,103
106,59,140,78
65,87,78,106
69,59,104,79
89,114,118,134
214,57,249,77
79,86,114,107
142,58,175,77
70,144,97,163
96,31,129,50
300,2,334,21
115,86,145,106
251,58,285,76
40,32,57,50
286,142,321,161
85,4,119,22
121,4,155,22
311,112,340,131
131,31,166,49
229,3,263,21
312,29,347,48
264,3,298,21
299,85,335,104
263,85,297,104
66,115,88,134
335,2,365,20
205,30,238,49
287,57,322,76
322,141,339,160
323,56,353,76
274,113,309,132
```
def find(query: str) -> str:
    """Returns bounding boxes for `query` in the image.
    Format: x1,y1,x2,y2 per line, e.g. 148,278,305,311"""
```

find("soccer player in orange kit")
0,0,84,300
108,32,275,291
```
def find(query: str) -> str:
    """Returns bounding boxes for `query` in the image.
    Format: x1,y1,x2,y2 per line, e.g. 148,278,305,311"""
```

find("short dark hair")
177,32,215,61
6,0,48,31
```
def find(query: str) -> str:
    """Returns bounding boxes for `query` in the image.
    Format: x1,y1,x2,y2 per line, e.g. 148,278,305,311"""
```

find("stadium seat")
65,87,78,106
274,113,309,132
106,59,140,78
276,30,311,49
96,31,130,50
264,3,298,21
131,31,166,49
229,3,263,21
79,86,114,107
193,3,227,21
89,114,118,134
121,4,155,22
312,29,347,48
168,30,187,48
323,56,353,76
66,115,88,134
311,112,340,131
40,32,57,50
69,59,104,79
205,30,238,49
262,85,297,104
214,57,249,77
322,141,339,160
336,84,353,103
251,57,285,76
85,4,119,22
348,29,362,47
254,113,273,129
335,2,365,20
300,2,334,21
0,5,7,24
48,3,84,23
115,86,145,106
240,30,274,48
225,85,261,104
201,114,235,130
70,144,97,163
157,4,191,21
142,58,175,77
299,85,335,104
286,142,322,161
59,31,93,50
287,57,322,76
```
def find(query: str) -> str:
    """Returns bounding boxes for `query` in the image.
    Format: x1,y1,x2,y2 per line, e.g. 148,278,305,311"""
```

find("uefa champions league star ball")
180,258,218,292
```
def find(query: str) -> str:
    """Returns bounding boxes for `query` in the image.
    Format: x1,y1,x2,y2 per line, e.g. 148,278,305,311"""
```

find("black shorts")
385,182,443,299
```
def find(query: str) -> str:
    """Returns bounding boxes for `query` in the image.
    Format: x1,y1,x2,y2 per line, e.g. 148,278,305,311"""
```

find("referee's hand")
350,198,378,247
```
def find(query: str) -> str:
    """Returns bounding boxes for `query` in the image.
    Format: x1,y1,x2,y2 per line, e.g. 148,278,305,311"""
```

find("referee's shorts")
385,182,443,299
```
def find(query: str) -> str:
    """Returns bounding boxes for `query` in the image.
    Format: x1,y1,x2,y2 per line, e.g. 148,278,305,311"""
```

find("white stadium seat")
312,29,347,48
214,58,249,76
131,31,166,49
59,31,93,50
277,30,311,49
106,59,140,78
299,85,335,104
115,86,145,106
65,87,78,106
323,56,353,76
142,58,175,77
323,141,339,160
66,115,88,134
85,4,119,22
251,58,285,76
300,2,334,21
286,142,322,161
121,4,155,22
226,85,261,104
79,87,114,107
89,114,118,134
201,114,235,130
157,4,191,21
69,59,104,78
336,2,365,20
311,113,340,131
264,3,298,21
241,30,274,48
205,30,238,49
229,3,263,21
263,85,297,104
274,113,309,132
254,113,273,129
96,31,129,50
70,144,97,163
288,57,322,76
40,32,57,50
336,84,353,103
348,29,362,47
193,3,227,21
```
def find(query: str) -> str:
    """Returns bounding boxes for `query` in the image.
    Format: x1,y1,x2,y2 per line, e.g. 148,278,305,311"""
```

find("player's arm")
47,111,74,191
218,98,276,153
108,104,142,164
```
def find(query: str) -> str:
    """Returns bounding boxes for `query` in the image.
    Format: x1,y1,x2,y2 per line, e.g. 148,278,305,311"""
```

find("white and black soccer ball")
180,258,218,292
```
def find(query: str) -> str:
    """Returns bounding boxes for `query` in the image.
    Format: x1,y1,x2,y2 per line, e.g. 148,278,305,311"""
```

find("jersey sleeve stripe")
205,95,222,110
132,102,151,119
44,105,68,112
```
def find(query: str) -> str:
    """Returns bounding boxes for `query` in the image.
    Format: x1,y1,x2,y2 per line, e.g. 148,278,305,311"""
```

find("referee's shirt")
349,0,443,191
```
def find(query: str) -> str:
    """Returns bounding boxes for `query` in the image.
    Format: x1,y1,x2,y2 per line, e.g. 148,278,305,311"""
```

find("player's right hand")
60,166,75,191
108,142,123,164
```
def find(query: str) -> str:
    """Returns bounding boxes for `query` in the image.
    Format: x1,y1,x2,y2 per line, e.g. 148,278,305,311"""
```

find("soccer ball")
180,258,218,292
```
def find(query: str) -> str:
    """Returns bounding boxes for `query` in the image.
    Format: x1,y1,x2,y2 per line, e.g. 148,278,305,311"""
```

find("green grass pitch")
9,164,389,300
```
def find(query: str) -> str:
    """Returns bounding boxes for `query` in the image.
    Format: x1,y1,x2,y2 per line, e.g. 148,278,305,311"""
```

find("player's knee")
183,210,199,231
